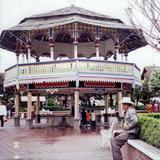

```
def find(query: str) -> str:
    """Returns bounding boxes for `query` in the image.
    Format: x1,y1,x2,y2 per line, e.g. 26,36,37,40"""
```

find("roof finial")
68,0,76,6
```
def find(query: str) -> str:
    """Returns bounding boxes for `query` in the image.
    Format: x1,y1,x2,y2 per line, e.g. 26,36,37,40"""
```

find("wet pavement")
0,118,113,160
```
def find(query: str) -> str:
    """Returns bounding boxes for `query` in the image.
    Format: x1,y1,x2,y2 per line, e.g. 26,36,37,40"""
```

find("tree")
139,77,152,102
148,67,160,93
127,0,160,51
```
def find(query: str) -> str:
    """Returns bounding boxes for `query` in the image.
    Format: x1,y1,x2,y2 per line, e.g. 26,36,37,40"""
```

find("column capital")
95,37,100,46
15,91,20,95
113,53,117,61
117,89,123,92
73,41,78,45
49,43,54,47
48,37,55,47
124,52,128,57
16,52,20,57
74,88,80,92
27,41,32,49
95,43,100,47
114,41,120,49
27,45,32,49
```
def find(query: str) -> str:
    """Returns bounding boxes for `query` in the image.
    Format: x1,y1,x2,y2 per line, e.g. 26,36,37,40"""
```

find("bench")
121,139,160,160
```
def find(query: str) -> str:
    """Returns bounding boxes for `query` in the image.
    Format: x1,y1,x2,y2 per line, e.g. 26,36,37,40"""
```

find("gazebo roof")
6,5,133,31
0,5,147,57
21,5,122,23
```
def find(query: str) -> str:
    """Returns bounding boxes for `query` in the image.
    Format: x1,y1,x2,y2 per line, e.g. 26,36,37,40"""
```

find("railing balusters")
4,60,140,86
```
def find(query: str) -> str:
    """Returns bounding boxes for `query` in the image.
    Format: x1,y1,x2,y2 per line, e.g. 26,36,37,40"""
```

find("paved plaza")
0,119,113,160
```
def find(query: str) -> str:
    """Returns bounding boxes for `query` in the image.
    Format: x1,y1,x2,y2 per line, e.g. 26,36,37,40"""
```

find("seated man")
110,97,140,160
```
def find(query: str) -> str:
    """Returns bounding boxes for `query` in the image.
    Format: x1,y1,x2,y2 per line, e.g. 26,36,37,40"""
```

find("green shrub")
138,113,160,148
140,113,160,119
19,107,26,112
135,105,146,110
111,105,117,109
44,106,70,111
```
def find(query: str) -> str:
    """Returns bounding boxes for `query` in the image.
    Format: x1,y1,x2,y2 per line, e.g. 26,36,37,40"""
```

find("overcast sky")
0,0,160,72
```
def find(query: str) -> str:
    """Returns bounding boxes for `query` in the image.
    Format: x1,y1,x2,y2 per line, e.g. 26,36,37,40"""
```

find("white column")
73,41,78,59
27,47,31,63
27,92,32,119
50,46,54,60
104,94,109,114
15,93,20,117
16,54,19,64
118,91,124,118
73,22,78,59
124,45,128,62
74,90,80,119
121,52,124,62
95,38,100,59
96,46,100,59
115,48,119,61
22,52,25,63
114,33,120,61
125,55,128,62
49,37,55,60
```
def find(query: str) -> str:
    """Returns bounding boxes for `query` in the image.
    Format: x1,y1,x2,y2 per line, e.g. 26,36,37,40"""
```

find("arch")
104,50,113,60
41,52,50,57
79,31,94,42
55,31,72,43
100,33,113,41
56,54,69,60
33,32,48,42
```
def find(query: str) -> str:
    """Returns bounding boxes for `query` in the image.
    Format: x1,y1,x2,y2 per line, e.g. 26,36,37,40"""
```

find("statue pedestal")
14,116,20,126
26,119,33,129
46,115,54,127
35,114,41,123
73,119,80,130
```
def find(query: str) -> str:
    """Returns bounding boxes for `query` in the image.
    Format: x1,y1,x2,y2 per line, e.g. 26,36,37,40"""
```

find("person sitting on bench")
110,97,140,160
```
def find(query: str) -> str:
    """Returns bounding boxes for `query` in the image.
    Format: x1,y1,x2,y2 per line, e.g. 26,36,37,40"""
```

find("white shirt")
91,112,96,121
0,105,7,116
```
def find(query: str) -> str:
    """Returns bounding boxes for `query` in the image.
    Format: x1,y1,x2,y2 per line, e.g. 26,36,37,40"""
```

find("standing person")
152,100,155,112
145,100,153,113
92,101,96,108
158,101,160,112
0,100,7,128
81,108,86,126
110,97,140,160
91,109,96,129
6,103,12,118
86,110,91,127
154,100,159,112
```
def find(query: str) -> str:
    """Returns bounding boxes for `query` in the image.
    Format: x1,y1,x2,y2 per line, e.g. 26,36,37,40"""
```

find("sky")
0,0,160,72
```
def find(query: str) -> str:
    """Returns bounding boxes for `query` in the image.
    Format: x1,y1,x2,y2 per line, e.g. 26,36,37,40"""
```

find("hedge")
135,105,146,110
138,113,160,148
44,106,70,111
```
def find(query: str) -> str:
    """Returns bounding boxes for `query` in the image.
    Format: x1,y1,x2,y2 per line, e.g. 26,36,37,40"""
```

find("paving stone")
0,119,113,160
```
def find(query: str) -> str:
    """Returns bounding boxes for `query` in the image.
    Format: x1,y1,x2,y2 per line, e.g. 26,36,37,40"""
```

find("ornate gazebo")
0,5,146,128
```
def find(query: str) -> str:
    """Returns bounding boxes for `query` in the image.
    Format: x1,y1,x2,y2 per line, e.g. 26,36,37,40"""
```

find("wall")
121,143,152,160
